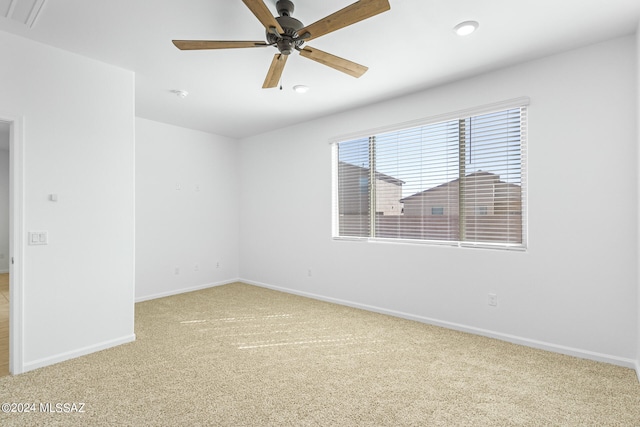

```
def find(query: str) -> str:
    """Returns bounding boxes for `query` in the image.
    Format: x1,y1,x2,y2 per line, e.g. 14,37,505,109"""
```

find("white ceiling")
1,0,639,139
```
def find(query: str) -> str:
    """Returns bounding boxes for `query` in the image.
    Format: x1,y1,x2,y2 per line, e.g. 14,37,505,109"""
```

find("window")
332,101,527,250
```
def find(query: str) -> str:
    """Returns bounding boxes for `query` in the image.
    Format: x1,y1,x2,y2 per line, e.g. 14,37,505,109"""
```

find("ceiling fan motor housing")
267,1,304,55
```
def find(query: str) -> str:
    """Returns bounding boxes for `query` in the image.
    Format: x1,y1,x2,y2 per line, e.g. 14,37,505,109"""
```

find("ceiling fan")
172,0,391,88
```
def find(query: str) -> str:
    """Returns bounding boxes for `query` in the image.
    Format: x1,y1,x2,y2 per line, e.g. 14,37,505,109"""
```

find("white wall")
0,31,135,372
0,148,8,273
135,118,240,301
239,35,638,367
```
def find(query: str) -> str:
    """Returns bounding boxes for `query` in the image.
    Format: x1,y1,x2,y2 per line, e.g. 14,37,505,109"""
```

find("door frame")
2,114,25,375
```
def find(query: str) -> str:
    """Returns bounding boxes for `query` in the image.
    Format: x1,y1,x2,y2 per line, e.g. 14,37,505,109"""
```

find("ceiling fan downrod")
277,0,294,16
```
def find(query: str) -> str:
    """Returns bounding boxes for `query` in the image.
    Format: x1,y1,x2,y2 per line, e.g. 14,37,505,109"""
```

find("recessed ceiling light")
453,21,479,36
293,85,309,94
170,89,189,98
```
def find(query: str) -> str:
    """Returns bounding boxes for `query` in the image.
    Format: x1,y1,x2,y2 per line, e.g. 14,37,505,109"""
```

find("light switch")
28,231,48,245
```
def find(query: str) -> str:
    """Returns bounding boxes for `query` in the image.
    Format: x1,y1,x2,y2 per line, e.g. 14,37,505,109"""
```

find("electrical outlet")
216,261,220,269
307,269,312,277
174,267,180,275
194,264,199,271
488,293,498,307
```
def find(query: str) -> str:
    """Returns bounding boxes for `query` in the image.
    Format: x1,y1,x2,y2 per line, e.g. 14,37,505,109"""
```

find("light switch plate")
28,231,48,245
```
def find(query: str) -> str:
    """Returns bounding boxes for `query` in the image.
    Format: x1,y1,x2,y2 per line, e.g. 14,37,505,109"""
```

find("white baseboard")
635,360,640,383
135,278,241,303
0,269,9,274
22,334,136,374
241,278,637,371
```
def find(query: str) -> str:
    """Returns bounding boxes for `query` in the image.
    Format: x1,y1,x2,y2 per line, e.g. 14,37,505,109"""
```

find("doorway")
0,120,9,376
0,116,24,376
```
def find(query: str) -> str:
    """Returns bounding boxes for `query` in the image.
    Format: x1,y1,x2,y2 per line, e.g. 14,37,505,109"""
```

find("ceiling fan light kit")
172,0,391,89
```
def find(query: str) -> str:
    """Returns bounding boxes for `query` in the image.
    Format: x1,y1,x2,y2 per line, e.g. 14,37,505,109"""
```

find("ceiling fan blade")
242,0,284,34
298,0,390,41
263,54,288,88
173,40,270,50
299,46,368,78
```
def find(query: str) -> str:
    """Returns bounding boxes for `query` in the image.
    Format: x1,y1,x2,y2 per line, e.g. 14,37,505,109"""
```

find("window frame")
331,97,529,251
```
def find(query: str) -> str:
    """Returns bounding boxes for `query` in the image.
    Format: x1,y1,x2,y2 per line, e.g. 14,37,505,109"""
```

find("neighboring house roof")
338,161,405,186
400,171,517,202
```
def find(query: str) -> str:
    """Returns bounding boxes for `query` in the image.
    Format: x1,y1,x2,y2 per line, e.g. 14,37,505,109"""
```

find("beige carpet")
0,282,638,426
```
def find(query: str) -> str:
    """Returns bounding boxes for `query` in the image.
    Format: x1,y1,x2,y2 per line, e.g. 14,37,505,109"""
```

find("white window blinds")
336,137,370,237
333,103,527,249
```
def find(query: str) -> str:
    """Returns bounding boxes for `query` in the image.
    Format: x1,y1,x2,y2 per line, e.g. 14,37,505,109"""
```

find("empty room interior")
1,0,640,425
